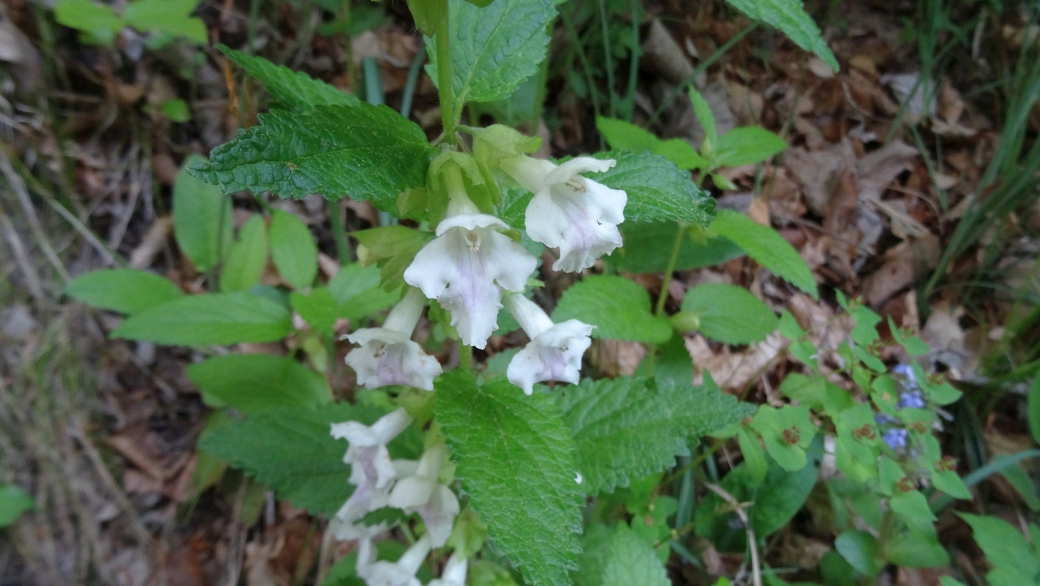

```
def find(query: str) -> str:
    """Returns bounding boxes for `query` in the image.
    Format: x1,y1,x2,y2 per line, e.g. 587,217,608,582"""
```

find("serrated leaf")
435,371,581,586
269,210,318,289
601,525,670,586
220,46,359,110
710,210,817,298
111,292,292,346
713,127,787,168
66,269,184,315
190,104,432,210
188,354,332,412
678,283,778,344
123,0,206,43
553,275,672,343
428,0,556,105
723,0,838,71
560,376,750,495
199,403,385,516
0,485,34,528
221,214,269,292
591,151,715,226
959,513,1040,586
174,153,234,272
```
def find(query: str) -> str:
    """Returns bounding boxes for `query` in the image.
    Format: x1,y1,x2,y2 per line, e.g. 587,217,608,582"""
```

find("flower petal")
507,319,594,394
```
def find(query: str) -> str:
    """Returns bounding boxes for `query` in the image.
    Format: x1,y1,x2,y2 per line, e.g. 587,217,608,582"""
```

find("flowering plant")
60,0,991,584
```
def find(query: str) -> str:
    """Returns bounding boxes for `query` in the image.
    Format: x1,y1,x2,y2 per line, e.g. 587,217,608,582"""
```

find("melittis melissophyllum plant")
61,0,858,584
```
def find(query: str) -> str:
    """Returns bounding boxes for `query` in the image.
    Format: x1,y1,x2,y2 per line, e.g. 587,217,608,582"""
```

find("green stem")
459,343,472,373
654,222,686,316
329,200,351,262
433,5,456,145
597,0,616,117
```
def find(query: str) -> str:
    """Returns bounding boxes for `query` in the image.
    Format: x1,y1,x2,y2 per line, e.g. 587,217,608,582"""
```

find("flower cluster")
344,154,626,396
329,409,459,548
355,536,468,586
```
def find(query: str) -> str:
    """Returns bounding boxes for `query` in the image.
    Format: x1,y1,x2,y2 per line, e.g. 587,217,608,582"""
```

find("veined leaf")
220,45,359,109
436,371,581,586
428,0,557,105
560,376,753,495
724,0,838,71
711,210,818,299
591,151,715,227
189,104,432,211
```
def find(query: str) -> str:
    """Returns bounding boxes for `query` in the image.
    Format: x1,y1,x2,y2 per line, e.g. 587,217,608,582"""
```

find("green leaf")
932,470,971,500
124,0,206,43
352,226,434,290
66,269,184,315
959,513,1040,586
111,292,293,346
187,354,332,412
435,371,581,586
0,485,34,528
159,99,191,122
559,376,751,495
221,215,269,293
291,288,339,336
738,426,768,485
713,127,787,168
53,0,123,42
749,405,816,471
1027,374,1040,444
607,223,744,273
269,210,318,290
890,490,936,534
552,275,672,343
327,263,401,321
835,530,881,577
591,151,716,227
688,88,717,150
677,283,778,345
575,524,613,586
219,46,360,110
723,0,839,71
200,402,385,516
884,532,950,569
174,153,234,272
695,457,816,550
189,104,432,210
429,0,557,104
601,525,670,586
710,210,817,298
596,117,663,153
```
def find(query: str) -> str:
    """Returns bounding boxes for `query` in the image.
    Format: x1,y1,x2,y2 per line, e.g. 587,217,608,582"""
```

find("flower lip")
435,212,509,236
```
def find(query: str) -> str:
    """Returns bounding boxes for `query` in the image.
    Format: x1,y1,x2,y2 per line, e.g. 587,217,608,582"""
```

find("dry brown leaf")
689,332,786,392
129,217,172,270
861,234,940,306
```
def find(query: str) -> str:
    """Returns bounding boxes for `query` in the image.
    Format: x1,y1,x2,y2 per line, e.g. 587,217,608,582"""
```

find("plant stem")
596,0,617,117
433,5,456,145
654,222,686,316
329,200,351,262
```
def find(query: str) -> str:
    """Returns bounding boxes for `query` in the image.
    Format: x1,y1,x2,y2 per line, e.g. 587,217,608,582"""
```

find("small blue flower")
892,363,917,386
882,428,909,450
874,414,897,426
898,390,926,410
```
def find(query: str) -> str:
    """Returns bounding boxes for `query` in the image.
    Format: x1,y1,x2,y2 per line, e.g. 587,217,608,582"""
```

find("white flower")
344,288,442,391
357,535,431,586
504,295,594,394
428,553,468,586
330,459,418,538
388,444,459,547
500,155,627,273
404,171,536,349
330,409,413,523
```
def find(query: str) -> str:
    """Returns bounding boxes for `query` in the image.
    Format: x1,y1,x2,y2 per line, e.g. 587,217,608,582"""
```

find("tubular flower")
344,288,442,391
404,168,536,349
388,444,459,547
500,155,627,272
504,294,594,395
356,534,431,586
330,408,413,523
